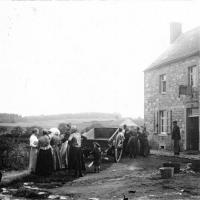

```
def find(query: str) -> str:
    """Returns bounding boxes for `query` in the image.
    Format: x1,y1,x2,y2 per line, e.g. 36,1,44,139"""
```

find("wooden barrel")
159,167,174,179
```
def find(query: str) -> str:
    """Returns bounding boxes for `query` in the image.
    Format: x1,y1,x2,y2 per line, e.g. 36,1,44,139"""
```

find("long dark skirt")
68,146,85,175
36,148,54,176
174,140,180,155
139,138,149,157
123,137,129,156
127,136,138,158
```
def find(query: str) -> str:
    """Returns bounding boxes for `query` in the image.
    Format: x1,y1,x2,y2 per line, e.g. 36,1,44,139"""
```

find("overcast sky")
0,0,200,118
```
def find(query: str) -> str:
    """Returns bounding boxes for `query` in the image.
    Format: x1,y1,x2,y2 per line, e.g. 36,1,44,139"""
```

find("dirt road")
1,155,200,200
48,156,200,200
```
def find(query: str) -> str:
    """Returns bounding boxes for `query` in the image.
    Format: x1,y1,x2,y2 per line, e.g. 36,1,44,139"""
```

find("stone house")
144,23,200,151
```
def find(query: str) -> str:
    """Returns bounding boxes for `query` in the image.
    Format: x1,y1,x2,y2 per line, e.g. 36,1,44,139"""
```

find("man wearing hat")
172,120,181,155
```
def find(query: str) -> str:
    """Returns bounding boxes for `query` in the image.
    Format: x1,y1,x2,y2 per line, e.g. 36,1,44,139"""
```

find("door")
187,116,199,150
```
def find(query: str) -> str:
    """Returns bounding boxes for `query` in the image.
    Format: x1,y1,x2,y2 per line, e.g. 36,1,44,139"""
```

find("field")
0,118,121,130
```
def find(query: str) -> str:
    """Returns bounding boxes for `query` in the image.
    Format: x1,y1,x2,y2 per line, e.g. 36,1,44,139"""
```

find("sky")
0,0,200,118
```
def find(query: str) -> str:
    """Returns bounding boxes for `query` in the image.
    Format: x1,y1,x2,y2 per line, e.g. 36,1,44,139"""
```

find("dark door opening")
187,116,199,150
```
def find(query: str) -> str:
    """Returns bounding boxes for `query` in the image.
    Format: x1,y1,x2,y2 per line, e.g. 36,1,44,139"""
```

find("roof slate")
145,26,200,72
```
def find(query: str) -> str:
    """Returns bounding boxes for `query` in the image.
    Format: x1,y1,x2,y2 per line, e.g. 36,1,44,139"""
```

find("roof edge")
144,51,200,73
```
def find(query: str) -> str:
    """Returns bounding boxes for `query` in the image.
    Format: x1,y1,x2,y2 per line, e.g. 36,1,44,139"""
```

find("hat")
32,128,39,134
42,129,49,135
49,128,60,136
173,120,177,124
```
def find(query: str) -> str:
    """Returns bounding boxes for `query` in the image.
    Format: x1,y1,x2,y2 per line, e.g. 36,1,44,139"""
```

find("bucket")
159,167,174,179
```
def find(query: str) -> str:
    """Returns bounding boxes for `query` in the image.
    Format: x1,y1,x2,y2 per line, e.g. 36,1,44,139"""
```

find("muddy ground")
1,155,200,200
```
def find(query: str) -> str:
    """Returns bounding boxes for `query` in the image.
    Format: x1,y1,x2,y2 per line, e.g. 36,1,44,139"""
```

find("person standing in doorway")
172,121,181,155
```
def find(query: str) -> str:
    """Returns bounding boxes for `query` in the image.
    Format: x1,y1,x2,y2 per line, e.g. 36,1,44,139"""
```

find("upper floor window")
188,66,197,88
160,74,166,94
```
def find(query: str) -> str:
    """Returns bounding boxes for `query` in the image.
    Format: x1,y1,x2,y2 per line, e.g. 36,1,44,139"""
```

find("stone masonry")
144,55,200,151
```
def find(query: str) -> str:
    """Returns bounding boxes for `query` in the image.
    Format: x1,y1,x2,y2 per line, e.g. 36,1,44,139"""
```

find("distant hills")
0,112,122,123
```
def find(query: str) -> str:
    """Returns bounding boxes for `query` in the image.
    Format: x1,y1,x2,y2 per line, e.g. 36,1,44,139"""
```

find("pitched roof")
145,26,200,72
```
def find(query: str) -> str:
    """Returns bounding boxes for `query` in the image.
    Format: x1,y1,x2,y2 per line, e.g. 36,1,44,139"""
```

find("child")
92,142,102,173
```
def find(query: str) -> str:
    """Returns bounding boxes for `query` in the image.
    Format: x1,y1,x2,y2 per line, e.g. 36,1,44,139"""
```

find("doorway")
187,115,199,150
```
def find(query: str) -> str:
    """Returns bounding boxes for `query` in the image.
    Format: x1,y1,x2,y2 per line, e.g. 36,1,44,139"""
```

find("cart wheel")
114,146,123,163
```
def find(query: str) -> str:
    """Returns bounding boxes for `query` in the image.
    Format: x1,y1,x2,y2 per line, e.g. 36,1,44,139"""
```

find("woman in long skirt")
60,131,71,169
68,127,85,177
50,133,62,171
36,129,54,176
127,131,138,158
29,128,39,173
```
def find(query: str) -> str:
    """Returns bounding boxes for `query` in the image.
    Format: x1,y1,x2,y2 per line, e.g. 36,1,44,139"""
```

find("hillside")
23,112,122,122
0,112,143,130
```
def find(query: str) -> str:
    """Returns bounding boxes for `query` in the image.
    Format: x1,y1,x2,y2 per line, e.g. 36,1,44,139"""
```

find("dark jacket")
172,125,181,140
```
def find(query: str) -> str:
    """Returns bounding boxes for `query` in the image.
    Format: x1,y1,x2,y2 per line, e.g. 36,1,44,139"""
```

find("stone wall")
144,56,200,151
0,126,43,170
0,135,29,170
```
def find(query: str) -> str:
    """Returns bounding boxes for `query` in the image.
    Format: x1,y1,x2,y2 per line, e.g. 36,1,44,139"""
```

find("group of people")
122,125,150,159
28,124,150,178
29,125,86,177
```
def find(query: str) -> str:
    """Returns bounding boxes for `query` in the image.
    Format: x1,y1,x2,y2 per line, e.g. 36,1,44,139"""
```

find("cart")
82,127,123,163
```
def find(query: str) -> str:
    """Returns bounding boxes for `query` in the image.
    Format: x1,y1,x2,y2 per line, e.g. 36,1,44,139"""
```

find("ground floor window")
160,110,168,133
154,110,172,134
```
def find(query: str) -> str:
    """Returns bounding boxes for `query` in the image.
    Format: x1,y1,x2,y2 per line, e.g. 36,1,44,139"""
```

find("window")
154,110,172,134
188,66,197,88
160,110,168,133
160,74,166,94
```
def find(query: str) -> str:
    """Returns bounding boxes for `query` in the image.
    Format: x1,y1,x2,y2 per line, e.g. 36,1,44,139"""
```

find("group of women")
29,125,85,177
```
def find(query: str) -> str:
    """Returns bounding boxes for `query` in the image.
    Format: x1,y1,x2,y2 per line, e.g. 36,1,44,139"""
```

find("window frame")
160,74,167,94
160,110,168,134
188,65,197,88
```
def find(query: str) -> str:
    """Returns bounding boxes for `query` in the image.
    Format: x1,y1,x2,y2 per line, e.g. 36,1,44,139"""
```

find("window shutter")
159,76,161,93
153,112,156,133
169,110,172,134
155,110,159,134
167,111,169,133
158,111,160,134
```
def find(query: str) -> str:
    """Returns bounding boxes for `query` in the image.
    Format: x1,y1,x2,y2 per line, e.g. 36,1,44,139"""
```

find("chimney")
170,22,182,43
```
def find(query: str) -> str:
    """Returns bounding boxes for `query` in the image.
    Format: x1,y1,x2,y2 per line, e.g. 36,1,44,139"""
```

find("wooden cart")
82,127,123,163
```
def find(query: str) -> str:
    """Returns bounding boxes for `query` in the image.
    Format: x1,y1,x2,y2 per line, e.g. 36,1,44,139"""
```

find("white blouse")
30,134,38,147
